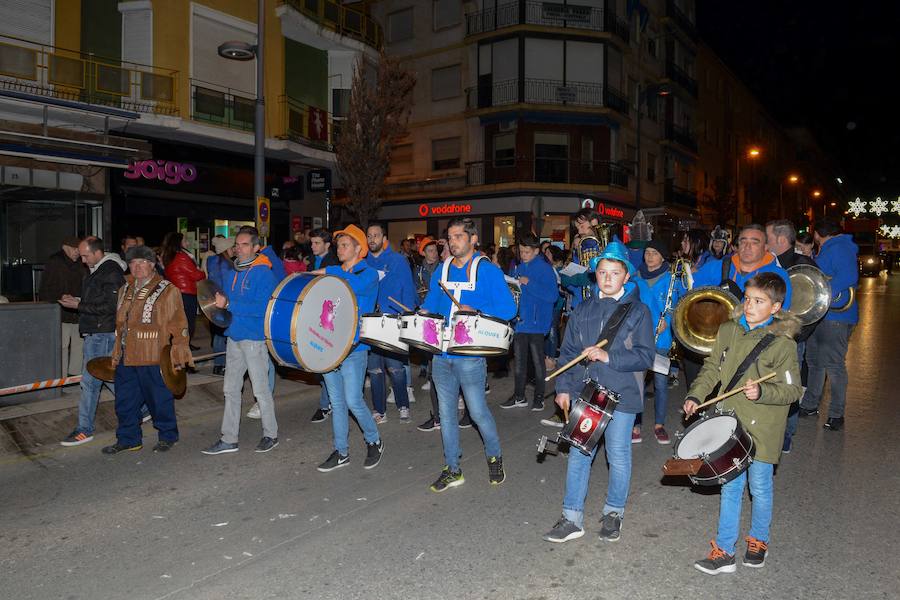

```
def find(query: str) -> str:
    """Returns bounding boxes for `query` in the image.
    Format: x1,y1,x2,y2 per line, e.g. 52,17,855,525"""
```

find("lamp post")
734,146,761,228
634,83,669,211
219,0,265,239
779,173,800,218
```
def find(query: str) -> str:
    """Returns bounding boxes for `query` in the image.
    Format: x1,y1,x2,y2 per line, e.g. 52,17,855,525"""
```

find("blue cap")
589,241,635,275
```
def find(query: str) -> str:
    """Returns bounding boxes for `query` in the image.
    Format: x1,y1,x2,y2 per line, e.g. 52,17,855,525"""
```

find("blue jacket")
816,234,859,324
635,266,688,352
225,255,279,341
206,254,233,290
693,254,793,310
365,245,416,315
555,282,656,413
513,255,559,334
325,262,378,352
422,254,517,359
260,246,286,281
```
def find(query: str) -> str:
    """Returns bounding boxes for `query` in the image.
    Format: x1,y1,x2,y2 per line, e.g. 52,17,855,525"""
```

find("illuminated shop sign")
124,160,198,185
418,202,473,217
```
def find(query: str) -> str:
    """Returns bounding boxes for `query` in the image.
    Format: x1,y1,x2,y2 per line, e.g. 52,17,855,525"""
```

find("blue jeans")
319,377,330,410
367,351,409,414
783,341,806,445
114,364,178,446
801,321,853,418
211,325,227,367
77,333,116,435
716,460,774,555
562,410,636,528
635,354,669,428
323,350,380,455
433,356,501,471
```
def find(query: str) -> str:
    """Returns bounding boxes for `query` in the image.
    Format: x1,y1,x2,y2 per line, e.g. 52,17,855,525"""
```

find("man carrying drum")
307,228,340,424
420,217,517,492
312,224,385,472
103,246,194,454
543,242,655,543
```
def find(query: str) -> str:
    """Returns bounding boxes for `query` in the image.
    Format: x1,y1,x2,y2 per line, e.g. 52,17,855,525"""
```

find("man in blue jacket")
422,217,517,492
203,229,280,455
307,228,340,423
312,224,384,472
799,217,858,431
365,223,417,423
543,242,655,544
501,233,559,412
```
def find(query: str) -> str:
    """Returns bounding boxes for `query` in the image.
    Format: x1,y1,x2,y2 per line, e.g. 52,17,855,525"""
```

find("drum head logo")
319,298,340,331
423,319,440,345
453,320,473,344
579,418,594,433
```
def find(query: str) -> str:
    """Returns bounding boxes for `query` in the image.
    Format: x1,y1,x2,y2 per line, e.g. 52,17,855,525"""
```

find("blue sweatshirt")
513,255,559,334
693,253,793,310
260,246,286,281
365,245,416,315
555,282,656,413
422,254,517,359
225,255,278,341
206,254,233,290
325,262,378,352
635,266,688,352
815,234,859,324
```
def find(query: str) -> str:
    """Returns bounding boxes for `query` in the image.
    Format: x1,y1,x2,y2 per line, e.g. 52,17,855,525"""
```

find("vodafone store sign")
418,202,472,217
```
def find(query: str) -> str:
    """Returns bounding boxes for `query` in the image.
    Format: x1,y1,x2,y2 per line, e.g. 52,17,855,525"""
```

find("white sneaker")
407,386,416,403
372,411,387,424
421,380,431,391
386,388,395,405
458,394,465,410
364,376,371,389
399,407,411,422
246,403,261,419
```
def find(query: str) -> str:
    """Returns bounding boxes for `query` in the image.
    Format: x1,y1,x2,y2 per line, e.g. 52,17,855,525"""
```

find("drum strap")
441,254,485,319
721,333,776,395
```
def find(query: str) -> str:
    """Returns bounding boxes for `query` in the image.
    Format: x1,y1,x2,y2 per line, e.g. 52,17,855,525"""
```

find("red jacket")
165,250,205,295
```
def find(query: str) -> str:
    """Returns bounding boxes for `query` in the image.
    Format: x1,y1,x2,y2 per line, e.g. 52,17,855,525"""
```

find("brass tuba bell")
673,286,741,356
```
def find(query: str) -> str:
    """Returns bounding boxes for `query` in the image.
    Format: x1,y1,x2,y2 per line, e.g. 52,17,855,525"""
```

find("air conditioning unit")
498,120,517,132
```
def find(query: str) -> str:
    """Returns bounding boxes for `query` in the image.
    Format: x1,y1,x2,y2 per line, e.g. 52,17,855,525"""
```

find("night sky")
698,1,900,199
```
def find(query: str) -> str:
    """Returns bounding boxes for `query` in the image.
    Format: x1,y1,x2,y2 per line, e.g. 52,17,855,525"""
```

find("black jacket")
79,254,127,334
776,248,819,342
39,250,86,323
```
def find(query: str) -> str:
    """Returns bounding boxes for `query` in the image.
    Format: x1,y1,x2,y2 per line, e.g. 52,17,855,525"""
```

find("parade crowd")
38,208,860,575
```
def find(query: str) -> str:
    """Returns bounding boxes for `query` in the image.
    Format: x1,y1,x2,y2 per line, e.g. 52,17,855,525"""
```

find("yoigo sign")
124,160,198,185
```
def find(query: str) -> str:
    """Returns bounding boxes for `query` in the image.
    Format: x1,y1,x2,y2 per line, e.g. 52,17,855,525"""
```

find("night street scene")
1,1,898,599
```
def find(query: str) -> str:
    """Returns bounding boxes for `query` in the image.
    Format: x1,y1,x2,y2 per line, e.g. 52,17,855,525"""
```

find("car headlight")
866,258,875,264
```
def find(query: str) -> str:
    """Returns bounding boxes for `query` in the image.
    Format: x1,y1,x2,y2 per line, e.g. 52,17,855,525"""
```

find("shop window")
493,216,515,248
432,64,461,100
534,132,568,183
493,132,515,167
388,7,414,43
390,143,414,176
432,137,461,171
433,0,461,30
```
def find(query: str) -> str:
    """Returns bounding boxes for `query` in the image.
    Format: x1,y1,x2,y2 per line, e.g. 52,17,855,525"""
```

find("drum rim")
451,310,510,325
401,310,444,320
361,311,402,319
446,346,510,355
359,337,409,355
674,413,747,463
403,339,442,353
265,273,303,364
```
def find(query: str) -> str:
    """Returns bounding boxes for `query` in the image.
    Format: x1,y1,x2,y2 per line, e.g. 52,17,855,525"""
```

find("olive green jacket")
686,308,802,464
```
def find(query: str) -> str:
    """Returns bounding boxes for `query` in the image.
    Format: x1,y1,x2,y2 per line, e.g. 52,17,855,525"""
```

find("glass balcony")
466,78,629,115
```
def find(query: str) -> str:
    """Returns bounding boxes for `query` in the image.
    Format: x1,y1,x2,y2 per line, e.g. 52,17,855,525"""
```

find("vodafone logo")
417,202,473,217
418,204,429,217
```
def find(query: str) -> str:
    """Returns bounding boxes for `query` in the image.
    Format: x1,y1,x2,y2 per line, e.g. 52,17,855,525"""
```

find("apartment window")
628,77,638,110
647,152,657,183
433,0,460,30
493,132,515,167
432,64,461,100
332,89,350,118
390,143,414,176
626,144,637,174
432,137,461,171
387,8,414,43
647,37,657,59
534,132,568,183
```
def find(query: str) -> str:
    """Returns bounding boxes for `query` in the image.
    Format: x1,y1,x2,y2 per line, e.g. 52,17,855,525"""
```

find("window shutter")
0,0,52,45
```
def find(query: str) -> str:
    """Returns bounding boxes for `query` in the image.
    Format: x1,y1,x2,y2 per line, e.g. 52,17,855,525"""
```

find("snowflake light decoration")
847,198,868,217
890,225,900,239
870,197,888,216
880,225,891,236
892,198,900,215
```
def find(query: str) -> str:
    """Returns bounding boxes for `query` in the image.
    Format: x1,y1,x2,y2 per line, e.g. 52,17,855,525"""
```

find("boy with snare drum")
683,272,802,574
543,242,655,543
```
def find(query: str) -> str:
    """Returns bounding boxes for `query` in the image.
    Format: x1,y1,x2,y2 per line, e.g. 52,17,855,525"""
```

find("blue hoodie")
693,253,793,310
325,261,379,352
225,255,278,341
554,282,656,413
422,254,517,359
513,254,559,334
260,246,286,281
815,234,859,324
634,266,688,352
206,254,233,290
365,244,417,315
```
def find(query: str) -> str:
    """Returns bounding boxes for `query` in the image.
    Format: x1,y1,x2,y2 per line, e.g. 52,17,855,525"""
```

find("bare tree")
335,52,416,228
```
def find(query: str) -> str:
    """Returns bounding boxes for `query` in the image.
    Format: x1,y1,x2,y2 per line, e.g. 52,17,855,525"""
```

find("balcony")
466,159,628,188
665,0,698,41
279,95,340,152
664,180,697,208
466,78,629,115
190,80,256,132
665,61,698,97
0,35,178,115
664,122,698,153
279,0,382,50
465,1,629,42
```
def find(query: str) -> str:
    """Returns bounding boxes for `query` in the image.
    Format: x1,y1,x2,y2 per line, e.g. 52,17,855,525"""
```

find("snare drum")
359,312,408,355
445,310,513,356
399,311,445,354
265,274,358,372
559,381,620,455
672,411,754,486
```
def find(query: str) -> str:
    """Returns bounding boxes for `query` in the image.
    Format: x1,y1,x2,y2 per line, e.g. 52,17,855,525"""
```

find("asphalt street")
1,275,897,600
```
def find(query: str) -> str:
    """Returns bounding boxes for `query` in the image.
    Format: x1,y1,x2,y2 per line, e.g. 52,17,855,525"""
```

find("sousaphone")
786,264,831,326
673,286,741,356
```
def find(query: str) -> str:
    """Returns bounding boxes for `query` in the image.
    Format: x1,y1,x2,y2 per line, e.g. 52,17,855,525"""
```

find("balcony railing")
466,159,629,188
664,180,698,208
466,78,629,115
281,0,383,49
0,34,178,115
191,80,256,132
466,1,629,42
666,0,698,40
665,60,698,97
664,122,698,152
279,95,340,151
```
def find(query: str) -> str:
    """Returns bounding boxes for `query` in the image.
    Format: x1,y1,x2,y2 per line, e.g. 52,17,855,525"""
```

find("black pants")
182,292,198,342
514,333,546,404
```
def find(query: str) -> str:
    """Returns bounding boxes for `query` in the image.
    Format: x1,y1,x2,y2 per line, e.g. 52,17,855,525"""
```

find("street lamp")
735,145,762,227
635,83,669,211
779,173,800,218
219,0,265,239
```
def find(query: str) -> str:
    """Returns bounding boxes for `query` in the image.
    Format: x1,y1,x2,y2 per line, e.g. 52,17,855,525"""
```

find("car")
859,254,883,276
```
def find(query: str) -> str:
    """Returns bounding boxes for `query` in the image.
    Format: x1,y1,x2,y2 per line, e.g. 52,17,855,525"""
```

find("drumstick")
544,340,608,382
692,372,778,411
388,296,412,312
438,281,463,309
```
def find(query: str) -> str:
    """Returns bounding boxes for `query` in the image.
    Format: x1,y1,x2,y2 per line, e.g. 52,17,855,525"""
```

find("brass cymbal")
86,356,115,382
197,279,232,328
159,344,187,399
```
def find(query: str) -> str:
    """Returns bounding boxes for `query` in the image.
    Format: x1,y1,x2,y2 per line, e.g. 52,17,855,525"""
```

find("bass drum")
265,275,358,373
